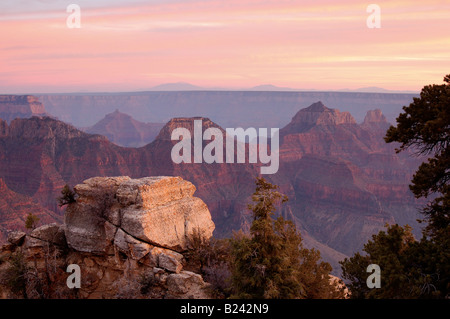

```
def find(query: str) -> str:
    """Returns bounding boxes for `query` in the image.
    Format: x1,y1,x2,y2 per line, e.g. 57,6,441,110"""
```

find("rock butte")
0,176,216,299
65,175,215,253
84,110,164,147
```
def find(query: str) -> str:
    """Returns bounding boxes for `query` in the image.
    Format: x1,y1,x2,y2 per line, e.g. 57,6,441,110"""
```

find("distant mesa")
337,87,419,94
249,84,298,91
338,86,392,93
149,82,204,91
150,83,299,91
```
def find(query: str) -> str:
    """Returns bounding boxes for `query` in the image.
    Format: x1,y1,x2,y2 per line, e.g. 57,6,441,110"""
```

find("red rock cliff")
0,95,47,123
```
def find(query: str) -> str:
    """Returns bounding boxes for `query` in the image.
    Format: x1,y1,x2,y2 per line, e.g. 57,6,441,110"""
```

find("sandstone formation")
362,109,387,124
0,176,215,299
84,110,164,147
280,101,356,137
64,176,215,254
361,108,390,133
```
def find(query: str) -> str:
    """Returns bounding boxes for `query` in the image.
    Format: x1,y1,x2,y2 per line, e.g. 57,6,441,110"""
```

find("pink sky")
1,0,449,93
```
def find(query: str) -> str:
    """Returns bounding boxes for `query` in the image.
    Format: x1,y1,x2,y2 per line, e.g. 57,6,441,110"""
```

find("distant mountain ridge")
249,84,299,91
144,82,418,94
37,90,418,129
337,86,418,94
149,82,204,91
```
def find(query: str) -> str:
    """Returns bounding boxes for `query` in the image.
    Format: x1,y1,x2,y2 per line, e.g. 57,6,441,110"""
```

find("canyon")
0,94,425,275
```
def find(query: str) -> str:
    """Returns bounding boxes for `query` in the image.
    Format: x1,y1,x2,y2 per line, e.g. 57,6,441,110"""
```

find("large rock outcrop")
64,176,215,254
0,176,215,299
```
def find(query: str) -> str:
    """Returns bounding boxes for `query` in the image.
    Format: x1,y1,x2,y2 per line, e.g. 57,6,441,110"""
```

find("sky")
0,0,449,93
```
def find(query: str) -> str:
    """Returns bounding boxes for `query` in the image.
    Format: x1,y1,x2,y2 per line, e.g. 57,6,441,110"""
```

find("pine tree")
340,224,448,298
57,184,76,207
342,74,450,299
385,74,450,237
230,177,344,299
24,212,40,231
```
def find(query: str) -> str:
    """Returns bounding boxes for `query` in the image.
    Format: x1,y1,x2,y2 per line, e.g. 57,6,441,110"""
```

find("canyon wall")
0,95,48,123
0,96,425,275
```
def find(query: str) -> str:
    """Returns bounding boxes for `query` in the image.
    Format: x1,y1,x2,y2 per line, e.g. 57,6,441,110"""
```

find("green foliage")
340,252,371,299
340,224,448,299
298,247,345,299
341,75,450,299
385,74,450,237
57,184,76,207
1,250,28,298
186,228,232,298
229,177,343,299
24,212,40,230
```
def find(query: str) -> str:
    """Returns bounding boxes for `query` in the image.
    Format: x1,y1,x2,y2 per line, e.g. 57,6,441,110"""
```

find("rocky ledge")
0,176,215,299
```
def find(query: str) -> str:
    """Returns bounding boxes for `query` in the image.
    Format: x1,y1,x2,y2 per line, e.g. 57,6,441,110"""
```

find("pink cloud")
0,0,449,92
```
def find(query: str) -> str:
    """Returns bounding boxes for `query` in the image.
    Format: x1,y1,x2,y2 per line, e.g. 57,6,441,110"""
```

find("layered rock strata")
0,176,215,299
0,95,48,123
